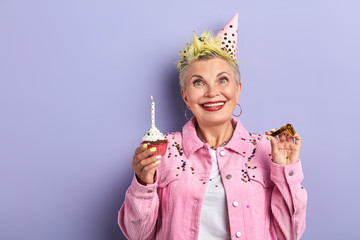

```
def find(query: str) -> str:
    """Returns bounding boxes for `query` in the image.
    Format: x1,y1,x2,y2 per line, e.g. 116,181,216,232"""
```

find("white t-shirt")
198,149,231,239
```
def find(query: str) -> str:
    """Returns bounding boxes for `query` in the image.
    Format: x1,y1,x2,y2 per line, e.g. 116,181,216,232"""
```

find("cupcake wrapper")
144,142,168,156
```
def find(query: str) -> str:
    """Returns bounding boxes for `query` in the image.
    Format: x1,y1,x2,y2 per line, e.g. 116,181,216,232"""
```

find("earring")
232,103,242,117
185,108,191,121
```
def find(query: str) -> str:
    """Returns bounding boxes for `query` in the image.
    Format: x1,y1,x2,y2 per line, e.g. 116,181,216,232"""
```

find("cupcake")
141,96,168,156
142,126,168,156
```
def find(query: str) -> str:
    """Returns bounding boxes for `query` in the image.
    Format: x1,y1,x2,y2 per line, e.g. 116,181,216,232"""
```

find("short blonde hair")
177,30,241,89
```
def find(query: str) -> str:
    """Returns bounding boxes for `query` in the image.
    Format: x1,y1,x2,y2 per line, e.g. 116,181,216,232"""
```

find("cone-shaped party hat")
216,13,239,61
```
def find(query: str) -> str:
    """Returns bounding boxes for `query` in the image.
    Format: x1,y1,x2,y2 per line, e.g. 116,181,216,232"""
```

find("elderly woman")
118,15,307,240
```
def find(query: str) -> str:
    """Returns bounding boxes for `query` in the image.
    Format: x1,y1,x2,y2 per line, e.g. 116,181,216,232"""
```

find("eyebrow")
190,71,230,80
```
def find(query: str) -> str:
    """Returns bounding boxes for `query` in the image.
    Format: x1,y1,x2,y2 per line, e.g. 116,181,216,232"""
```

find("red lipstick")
200,101,226,111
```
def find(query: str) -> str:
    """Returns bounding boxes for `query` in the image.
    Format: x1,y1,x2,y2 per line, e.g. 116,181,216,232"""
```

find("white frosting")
142,126,165,142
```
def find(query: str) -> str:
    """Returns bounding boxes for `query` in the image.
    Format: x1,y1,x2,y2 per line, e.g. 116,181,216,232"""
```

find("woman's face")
181,57,242,127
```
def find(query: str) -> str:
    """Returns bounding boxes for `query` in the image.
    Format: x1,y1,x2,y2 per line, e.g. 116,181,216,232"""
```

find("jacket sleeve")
270,160,308,240
118,174,159,240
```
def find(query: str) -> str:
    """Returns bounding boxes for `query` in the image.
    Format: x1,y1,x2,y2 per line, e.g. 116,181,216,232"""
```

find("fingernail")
150,147,156,152
155,155,161,159
154,160,161,165
266,136,271,140
271,128,276,131
142,144,148,149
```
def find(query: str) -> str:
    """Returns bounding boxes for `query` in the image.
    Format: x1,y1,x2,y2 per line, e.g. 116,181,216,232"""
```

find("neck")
196,119,235,149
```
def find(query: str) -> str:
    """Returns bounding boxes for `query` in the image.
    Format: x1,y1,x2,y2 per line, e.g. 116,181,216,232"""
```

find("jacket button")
220,150,226,156
289,170,294,176
161,177,167,183
226,174,232,179
236,232,242,237
233,201,239,207
190,231,195,235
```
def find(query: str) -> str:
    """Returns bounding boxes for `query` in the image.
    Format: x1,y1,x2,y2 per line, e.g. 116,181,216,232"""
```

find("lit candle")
151,95,155,128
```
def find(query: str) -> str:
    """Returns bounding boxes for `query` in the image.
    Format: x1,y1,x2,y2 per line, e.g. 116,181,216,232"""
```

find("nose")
205,84,219,98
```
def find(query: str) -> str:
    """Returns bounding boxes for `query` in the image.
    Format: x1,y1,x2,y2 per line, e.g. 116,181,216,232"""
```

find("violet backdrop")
1,0,359,239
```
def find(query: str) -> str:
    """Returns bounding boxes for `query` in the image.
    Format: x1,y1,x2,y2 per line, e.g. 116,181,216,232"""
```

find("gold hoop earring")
232,103,242,117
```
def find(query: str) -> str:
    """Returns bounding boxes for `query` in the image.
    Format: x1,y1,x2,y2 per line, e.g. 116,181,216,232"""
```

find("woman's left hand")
265,129,302,165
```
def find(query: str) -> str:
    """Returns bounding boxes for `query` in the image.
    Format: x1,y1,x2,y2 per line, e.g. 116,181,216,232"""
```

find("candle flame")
151,95,154,102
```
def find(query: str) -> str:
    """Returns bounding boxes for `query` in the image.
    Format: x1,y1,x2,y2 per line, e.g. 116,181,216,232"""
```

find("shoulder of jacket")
164,131,183,142
158,131,185,171
248,132,272,169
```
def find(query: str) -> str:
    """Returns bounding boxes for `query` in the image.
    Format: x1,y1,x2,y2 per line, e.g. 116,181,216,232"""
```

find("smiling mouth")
200,101,226,111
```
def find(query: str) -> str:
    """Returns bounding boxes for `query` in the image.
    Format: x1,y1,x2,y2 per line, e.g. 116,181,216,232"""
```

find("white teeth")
202,102,225,107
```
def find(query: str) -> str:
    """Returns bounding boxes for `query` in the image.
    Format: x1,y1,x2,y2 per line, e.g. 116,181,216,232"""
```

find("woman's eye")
193,80,204,86
219,78,228,83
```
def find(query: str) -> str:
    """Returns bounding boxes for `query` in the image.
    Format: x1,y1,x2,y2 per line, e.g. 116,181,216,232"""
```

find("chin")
197,113,232,126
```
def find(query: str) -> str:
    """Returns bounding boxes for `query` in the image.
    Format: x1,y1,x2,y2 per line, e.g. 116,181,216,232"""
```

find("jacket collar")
182,117,250,159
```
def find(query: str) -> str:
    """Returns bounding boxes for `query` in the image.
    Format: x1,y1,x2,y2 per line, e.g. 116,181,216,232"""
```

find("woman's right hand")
132,144,161,185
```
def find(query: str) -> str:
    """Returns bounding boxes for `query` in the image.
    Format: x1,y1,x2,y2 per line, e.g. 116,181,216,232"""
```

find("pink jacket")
118,118,307,240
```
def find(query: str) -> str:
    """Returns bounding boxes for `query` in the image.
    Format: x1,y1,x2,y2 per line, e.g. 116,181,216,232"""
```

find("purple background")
1,0,359,239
